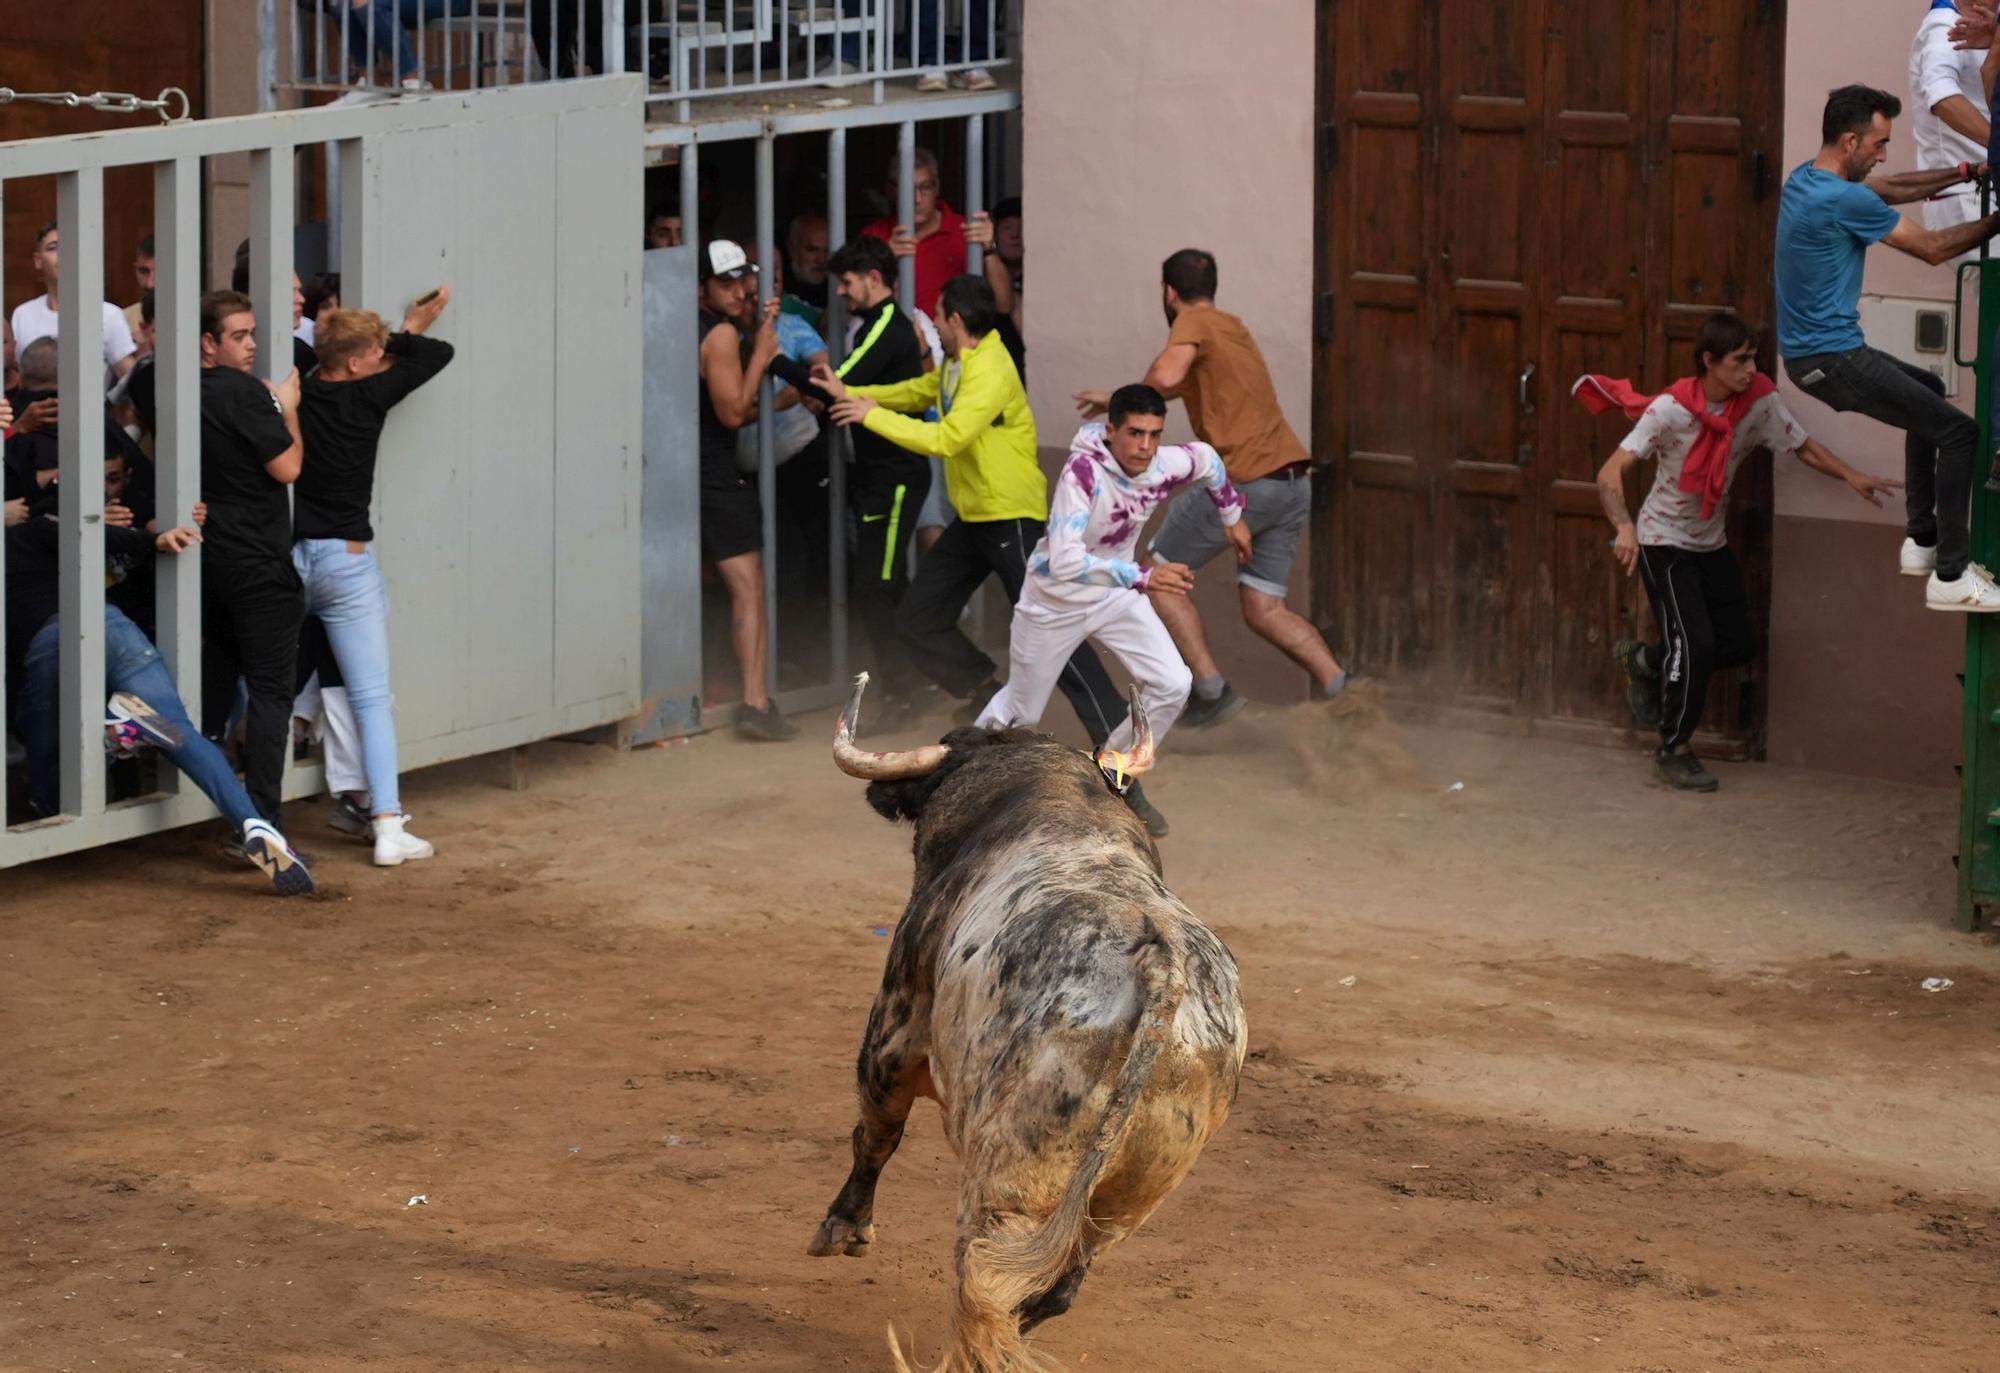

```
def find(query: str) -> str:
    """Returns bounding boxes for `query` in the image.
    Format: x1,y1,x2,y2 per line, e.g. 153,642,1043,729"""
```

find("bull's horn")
832,671,951,780
1095,684,1156,790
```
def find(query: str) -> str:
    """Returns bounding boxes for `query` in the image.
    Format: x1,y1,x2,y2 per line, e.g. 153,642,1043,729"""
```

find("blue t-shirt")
775,313,826,364
1775,163,1902,357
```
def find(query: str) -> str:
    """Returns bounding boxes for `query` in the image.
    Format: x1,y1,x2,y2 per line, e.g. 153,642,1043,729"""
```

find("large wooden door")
1315,0,1786,751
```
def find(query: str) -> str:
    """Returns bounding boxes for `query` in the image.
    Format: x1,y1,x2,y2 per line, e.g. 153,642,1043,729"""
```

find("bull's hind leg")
808,983,931,1258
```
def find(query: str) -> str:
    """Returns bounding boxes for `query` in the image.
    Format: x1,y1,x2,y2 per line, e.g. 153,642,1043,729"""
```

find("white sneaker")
1899,538,1938,577
371,813,436,867
958,66,996,91
915,69,948,92
1925,570,2000,612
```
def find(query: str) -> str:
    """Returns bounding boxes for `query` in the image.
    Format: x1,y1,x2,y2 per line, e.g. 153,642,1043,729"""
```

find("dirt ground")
5,691,2000,1372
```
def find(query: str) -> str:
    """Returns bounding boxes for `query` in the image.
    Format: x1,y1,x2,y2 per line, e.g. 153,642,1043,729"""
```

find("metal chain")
0,87,192,124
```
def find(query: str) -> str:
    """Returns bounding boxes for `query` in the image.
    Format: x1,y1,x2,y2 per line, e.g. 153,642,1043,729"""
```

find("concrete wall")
1021,0,1320,702
1768,2,1969,785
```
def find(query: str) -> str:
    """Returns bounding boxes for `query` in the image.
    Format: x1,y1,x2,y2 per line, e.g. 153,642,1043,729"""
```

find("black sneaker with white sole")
1613,640,1662,729
735,701,799,741
329,795,372,838
1653,746,1719,793
1180,683,1248,729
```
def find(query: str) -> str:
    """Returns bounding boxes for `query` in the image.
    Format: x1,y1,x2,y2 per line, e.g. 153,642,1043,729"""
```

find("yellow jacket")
851,329,1043,523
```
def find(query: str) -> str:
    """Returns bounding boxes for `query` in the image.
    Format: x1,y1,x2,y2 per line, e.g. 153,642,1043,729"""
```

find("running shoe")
240,819,316,896
1612,640,1662,729
371,813,435,867
735,701,799,741
108,692,186,751
1125,781,1170,838
329,795,373,838
1181,682,1248,729
1653,746,1719,793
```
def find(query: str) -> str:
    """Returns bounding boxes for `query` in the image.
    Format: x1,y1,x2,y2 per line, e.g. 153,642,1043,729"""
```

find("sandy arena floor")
4,693,1999,1372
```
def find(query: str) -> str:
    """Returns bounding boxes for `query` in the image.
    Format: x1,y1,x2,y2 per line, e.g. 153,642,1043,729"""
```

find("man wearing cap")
698,239,797,741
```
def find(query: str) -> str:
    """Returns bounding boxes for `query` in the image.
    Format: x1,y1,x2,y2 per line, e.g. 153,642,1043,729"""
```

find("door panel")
1319,0,1785,751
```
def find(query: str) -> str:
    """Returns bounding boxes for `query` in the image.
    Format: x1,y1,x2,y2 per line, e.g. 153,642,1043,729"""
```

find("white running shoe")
1899,538,1938,577
915,69,948,92
958,66,996,91
1925,570,2000,612
371,813,436,867
241,819,316,897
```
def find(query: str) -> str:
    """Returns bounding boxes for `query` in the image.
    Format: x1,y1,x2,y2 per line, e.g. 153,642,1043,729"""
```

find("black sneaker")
952,678,1001,727
328,795,372,839
1653,746,1718,793
735,701,798,741
1614,640,1662,729
1125,781,1170,838
1181,682,1248,728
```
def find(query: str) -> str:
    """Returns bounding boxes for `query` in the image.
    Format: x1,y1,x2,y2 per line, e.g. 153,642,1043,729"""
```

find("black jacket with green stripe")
837,296,928,474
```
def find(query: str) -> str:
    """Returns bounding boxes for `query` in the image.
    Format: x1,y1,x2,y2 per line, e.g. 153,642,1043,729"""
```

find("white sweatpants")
292,674,368,800
975,588,1193,755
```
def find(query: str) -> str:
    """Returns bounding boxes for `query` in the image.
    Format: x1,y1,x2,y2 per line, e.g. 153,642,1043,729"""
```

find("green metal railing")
1954,181,1999,931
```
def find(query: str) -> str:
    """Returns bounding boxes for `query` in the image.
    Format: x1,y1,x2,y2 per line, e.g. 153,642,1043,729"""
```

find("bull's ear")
864,778,926,824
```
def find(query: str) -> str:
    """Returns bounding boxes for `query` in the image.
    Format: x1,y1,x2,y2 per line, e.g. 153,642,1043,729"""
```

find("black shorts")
700,458,764,564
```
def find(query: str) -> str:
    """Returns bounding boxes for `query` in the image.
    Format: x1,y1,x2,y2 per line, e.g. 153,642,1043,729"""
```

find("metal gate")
0,78,645,867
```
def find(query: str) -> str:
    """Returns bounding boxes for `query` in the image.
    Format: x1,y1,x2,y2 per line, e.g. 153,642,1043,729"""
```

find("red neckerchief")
1572,372,1777,518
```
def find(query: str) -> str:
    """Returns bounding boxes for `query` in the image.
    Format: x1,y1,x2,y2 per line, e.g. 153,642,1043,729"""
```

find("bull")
809,672,1248,1372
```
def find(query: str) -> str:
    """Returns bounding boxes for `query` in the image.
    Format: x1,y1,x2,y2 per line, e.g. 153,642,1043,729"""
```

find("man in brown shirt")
1076,248,1351,724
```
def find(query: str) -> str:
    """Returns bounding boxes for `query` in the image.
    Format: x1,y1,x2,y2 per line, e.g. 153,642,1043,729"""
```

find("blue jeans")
840,0,990,67
294,539,401,816
302,0,470,82
21,608,259,831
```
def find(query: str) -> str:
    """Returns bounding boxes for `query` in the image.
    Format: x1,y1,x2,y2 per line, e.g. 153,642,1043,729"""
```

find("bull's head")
1093,686,1156,794
832,672,953,780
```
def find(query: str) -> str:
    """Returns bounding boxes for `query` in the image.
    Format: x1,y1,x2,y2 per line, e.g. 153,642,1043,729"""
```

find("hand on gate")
104,501,135,529
0,394,12,431
1224,519,1254,566
963,212,994,250
1951,1,1997,50
14,396,58,435
266,368,301,411
3,498,25,529
887,224,918,258
1847,472,1904,508
1147,562,1196,596
1612,524,1640,578
154,526,201,555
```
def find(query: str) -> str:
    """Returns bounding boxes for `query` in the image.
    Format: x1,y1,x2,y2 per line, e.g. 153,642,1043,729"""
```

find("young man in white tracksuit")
975,384,1250,772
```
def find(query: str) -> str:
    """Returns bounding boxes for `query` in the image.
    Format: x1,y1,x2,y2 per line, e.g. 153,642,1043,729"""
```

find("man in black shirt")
198,288,306,825
293,288,453,867
699,240,798,742
5,482,314,894
824,236,933,726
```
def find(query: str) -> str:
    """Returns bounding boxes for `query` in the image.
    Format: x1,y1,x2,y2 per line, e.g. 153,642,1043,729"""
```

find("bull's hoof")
807,1215,875,1257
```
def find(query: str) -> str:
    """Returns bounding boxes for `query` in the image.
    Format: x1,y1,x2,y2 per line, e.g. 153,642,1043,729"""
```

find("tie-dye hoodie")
1024,422,1246,609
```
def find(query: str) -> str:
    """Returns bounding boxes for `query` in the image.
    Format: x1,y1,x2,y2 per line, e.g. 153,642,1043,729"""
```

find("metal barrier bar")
680,137,699,246
249,145,296,387
154,157,204,742
964,111,983,274
826,124,849,687
603,0,625,73
418,0,430,89
56,170,109,819
755,128,778,696
0,178,7,825
896,120,916,311
260,0,279,109
337,136,373,312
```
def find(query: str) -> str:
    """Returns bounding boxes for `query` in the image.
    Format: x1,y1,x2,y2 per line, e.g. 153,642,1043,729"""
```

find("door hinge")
1315,292,1336,344
1319,124,1338,174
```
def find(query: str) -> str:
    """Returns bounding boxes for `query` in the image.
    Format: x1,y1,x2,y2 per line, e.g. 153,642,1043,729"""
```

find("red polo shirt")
862,204,967,318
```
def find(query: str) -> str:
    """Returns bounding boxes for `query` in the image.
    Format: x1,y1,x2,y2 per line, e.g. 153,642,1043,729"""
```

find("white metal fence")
264,0,1012,114
0,78,645,867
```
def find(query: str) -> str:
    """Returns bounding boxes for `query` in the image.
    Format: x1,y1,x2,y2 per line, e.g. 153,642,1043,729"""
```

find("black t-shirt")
199,366,295,566
126,356,158,438
698,309,745,474
294,332,454,543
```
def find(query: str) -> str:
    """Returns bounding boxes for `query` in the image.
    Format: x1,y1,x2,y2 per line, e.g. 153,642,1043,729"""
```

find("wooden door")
1316,0,1785,751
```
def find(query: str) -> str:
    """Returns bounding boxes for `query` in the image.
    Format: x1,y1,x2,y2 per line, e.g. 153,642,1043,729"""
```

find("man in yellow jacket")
819,275,1159,832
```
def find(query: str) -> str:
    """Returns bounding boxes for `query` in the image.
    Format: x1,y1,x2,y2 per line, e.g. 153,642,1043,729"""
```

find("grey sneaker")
329,795,372,838
1613,640,1662,729
1125,781,1169,838
1653,746,1718,793
1180,683,1248,729
735,701,799,741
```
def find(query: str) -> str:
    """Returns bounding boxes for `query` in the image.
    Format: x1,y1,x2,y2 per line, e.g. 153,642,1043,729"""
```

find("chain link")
0,87,192,124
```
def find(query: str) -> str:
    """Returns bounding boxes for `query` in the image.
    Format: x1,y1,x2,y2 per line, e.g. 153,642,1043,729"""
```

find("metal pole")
680,139,699,249
154,158,204,738
327,141,344,263
249,146,295,387
755,130,779,697
56,170,109,819
826,126,850,687
896,121,916,312
964,112,984,275
603,0,625,73
259,0,279,109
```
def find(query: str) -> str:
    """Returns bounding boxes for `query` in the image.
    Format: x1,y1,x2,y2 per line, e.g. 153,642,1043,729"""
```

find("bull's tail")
890,920,1188,1373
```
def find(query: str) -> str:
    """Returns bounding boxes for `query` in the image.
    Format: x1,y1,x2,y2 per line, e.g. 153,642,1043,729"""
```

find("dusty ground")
5,693,2000,1372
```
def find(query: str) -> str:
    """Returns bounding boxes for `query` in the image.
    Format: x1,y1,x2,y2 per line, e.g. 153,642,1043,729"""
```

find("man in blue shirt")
1780,83,2000,611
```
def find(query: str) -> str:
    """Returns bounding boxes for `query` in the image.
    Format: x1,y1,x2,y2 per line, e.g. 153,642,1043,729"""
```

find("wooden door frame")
1312,0,1788,754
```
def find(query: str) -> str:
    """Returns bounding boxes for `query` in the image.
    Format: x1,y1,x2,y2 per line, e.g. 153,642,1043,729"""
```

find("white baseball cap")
701,239,758,282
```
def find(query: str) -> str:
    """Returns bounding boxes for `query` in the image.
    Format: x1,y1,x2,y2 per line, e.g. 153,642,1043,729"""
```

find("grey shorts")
1150,468,1309,599
916,461,957,530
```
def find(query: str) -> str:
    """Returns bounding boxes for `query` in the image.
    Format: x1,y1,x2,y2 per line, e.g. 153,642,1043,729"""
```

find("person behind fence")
293,288,454,867
1584,311,1902,793
698,240,800,743
814,275,1164,835
5,476,313,894
232,243,320,376
863,148,967,325
198,288,307,828
964,195,1023,377
1777,83,2000,611
823,235,932,728
975,384,1247,772
124,234,155,348
783,211,831,327
1076,248,1354,723
10,221,138,390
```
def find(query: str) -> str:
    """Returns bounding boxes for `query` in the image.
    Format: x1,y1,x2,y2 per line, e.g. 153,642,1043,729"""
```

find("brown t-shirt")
1167,304,1308,483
